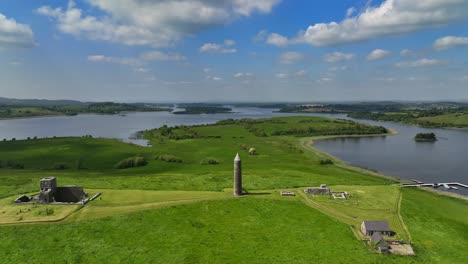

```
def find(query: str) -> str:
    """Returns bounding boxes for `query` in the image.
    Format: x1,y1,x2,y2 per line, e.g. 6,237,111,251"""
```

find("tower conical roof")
234,153,241,161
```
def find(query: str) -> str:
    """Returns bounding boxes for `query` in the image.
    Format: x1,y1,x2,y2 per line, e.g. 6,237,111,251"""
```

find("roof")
370,233,383,243
363,221,392,232
234,153,241,161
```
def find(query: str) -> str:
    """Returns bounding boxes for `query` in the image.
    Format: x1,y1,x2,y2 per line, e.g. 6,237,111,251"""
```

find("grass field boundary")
397,192,412,242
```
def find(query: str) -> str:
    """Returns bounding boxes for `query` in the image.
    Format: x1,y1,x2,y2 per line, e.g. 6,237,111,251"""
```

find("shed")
370,233,390,253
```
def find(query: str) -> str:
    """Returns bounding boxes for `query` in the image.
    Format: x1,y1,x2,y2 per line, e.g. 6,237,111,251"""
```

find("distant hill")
0,97,84,107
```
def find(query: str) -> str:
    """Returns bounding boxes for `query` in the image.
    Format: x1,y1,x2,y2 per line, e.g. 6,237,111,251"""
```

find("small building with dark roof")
370,233,390,253
361,220,395,237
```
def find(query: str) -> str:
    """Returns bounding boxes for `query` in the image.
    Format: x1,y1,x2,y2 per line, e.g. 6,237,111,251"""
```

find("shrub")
200,158,220,165
248,148,257,155
319,159,334,165
53,163,68,170
115,157,148,169
156,155,183,163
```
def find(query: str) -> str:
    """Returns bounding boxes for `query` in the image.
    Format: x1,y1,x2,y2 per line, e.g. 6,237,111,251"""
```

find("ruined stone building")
15,177,87,204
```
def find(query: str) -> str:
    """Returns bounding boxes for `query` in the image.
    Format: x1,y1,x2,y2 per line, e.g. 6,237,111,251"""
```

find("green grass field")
0,116,466,263
417,113,468,126
302,185,409,240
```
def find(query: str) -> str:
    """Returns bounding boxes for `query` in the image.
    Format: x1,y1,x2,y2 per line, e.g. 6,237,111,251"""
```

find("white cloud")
279,51,304,64
329,66,349,71
400,49,415,57
273,0,468,47
141,51,186,61
294,70,307,76
276,73,288,78
206,76,222,81
200,42,237,54
87,51,186,67
346,7,356,17
87,55,141,66
395,58,446,67
0,13,34,48
224,39,236,46
203,68,211,73
366,49,391,61
232,0,281,16
135,68,149,73
434,36,468,50
317,77,333,83
254,30,268,42
234,72,253,78
323,52,355,63
266,33,289,47
461,76,468,82
37,0,280,47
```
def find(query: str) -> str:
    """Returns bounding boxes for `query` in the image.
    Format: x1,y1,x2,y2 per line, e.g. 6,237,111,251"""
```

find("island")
0,97,172,119
173,105,232,114
0,116,466,263
414,132,437,142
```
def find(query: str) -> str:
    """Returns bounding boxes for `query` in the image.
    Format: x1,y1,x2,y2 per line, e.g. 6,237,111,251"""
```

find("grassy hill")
0,116,466,263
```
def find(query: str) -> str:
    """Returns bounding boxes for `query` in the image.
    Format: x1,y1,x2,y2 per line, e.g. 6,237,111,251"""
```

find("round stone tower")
233,153,242,196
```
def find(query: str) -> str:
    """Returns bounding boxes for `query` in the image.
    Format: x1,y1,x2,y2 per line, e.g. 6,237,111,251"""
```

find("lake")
311,113,468,196
0,107,466,195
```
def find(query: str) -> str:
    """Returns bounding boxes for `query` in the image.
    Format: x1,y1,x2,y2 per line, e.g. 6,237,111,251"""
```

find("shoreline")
300,131,399,182
279,110,468,130
301,132,468,200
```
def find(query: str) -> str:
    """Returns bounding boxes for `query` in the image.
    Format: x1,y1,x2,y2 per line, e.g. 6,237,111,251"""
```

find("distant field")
0,107,61,119
417,113,468,126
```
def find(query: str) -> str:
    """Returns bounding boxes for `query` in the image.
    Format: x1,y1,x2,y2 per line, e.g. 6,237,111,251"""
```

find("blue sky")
1,0,467,102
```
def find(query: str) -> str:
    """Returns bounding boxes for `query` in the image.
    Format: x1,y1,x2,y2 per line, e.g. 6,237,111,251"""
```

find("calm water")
311,113,468,195
0,108,467,195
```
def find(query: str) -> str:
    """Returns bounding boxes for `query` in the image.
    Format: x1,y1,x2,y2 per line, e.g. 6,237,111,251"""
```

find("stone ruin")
304,184,331,195
15,177,88,204
304,184,350,199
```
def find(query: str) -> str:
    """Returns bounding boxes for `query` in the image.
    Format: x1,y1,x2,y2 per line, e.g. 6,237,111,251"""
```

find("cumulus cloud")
395,58,446,67
0,13,34,48
279,51,304,64
266,33,289,47
37,0,280,47
366,49,391,61
200,42,237,53
433,36,468,50
268,0,468,47
323,52,355,63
